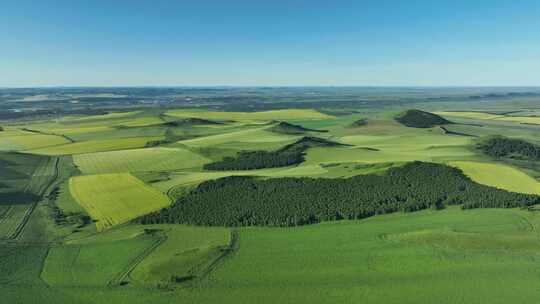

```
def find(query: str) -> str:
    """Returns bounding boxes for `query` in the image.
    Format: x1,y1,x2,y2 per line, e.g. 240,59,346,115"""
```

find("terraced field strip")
0,131,71,151
449,161,540,195
107,232,167,286
0,205,13,219
166,109,334,121
26,136,163,156
177,126,299,148
0,205,30,239
61,111,141,123
436,111,540,125
129,225,232,285
41,236,157,287
73,147,210,174
69,173,170,231
0,157,60,240
7,157,60,240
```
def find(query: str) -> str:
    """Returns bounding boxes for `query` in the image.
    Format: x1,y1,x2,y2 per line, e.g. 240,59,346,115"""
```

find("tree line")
140,161,539,227
479,136,540,160
203,136,346,171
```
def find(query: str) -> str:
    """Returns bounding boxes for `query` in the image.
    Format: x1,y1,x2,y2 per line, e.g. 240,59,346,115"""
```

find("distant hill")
268,121,327,135
395,109,451,128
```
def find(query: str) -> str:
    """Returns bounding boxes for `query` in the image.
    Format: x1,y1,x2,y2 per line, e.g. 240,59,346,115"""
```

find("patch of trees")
140,161,539,227
0,126,3,131
268,121,327,135
163,117,224,127
203,136,347,170
478,136,540,160
395,109,451,128
350,118,368,127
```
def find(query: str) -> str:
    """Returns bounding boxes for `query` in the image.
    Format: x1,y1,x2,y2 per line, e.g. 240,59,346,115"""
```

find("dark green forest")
203,136,346,170
396,109,452,128
479,136,540,160
141,161,539,227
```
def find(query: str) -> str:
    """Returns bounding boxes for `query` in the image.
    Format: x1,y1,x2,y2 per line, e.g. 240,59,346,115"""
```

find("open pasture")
27,136,163,155
176,126,300,149
0,131,70,151
191,207,539,304
306,132,474,165
61,111,141,122
436,111,540,125
165,109,333,121
42,234,157,286
74,147,210,174
69,173,170,231
151,164,329,195
449,161,540,195
130,225,230,285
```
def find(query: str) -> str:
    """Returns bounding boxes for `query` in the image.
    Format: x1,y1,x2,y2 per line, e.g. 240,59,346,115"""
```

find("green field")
73,147,210,174
27,137,163,155
4,207,540,303
165,109,334,121
449,161,540,195
4,101,540,303
69,173,170,231
0,131,70,151
436,111,540,125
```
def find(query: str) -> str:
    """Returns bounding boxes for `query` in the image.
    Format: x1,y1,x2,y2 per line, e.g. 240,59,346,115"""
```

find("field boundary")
7,157,60,240
186,229,240,286
107,232,168,286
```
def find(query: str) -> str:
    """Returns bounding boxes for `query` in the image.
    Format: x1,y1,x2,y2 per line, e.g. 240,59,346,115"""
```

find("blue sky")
1,0,539,86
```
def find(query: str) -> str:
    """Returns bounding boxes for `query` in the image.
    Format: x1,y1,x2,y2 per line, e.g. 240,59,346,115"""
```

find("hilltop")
396,109,452,128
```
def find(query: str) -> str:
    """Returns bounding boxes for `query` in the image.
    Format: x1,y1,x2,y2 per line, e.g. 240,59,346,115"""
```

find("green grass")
69,173,170,231
130,225,230,285
62,111,141,122
0,205,30,238
27,136,163,155
4,207,540,303
42,234,157,286
190,207,540,304
0,131,70,151
176,126,300,149
165,109,334,121
449,161,540,195
73,147,210,174
436,111,540,125
0,245,49,285
6,106,540,303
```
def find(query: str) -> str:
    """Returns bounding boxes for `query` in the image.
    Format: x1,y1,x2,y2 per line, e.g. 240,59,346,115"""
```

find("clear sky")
1,0,540,87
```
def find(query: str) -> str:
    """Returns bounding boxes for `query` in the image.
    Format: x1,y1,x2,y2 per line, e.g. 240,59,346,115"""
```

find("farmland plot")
74,147,209,174
69,173,170,231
